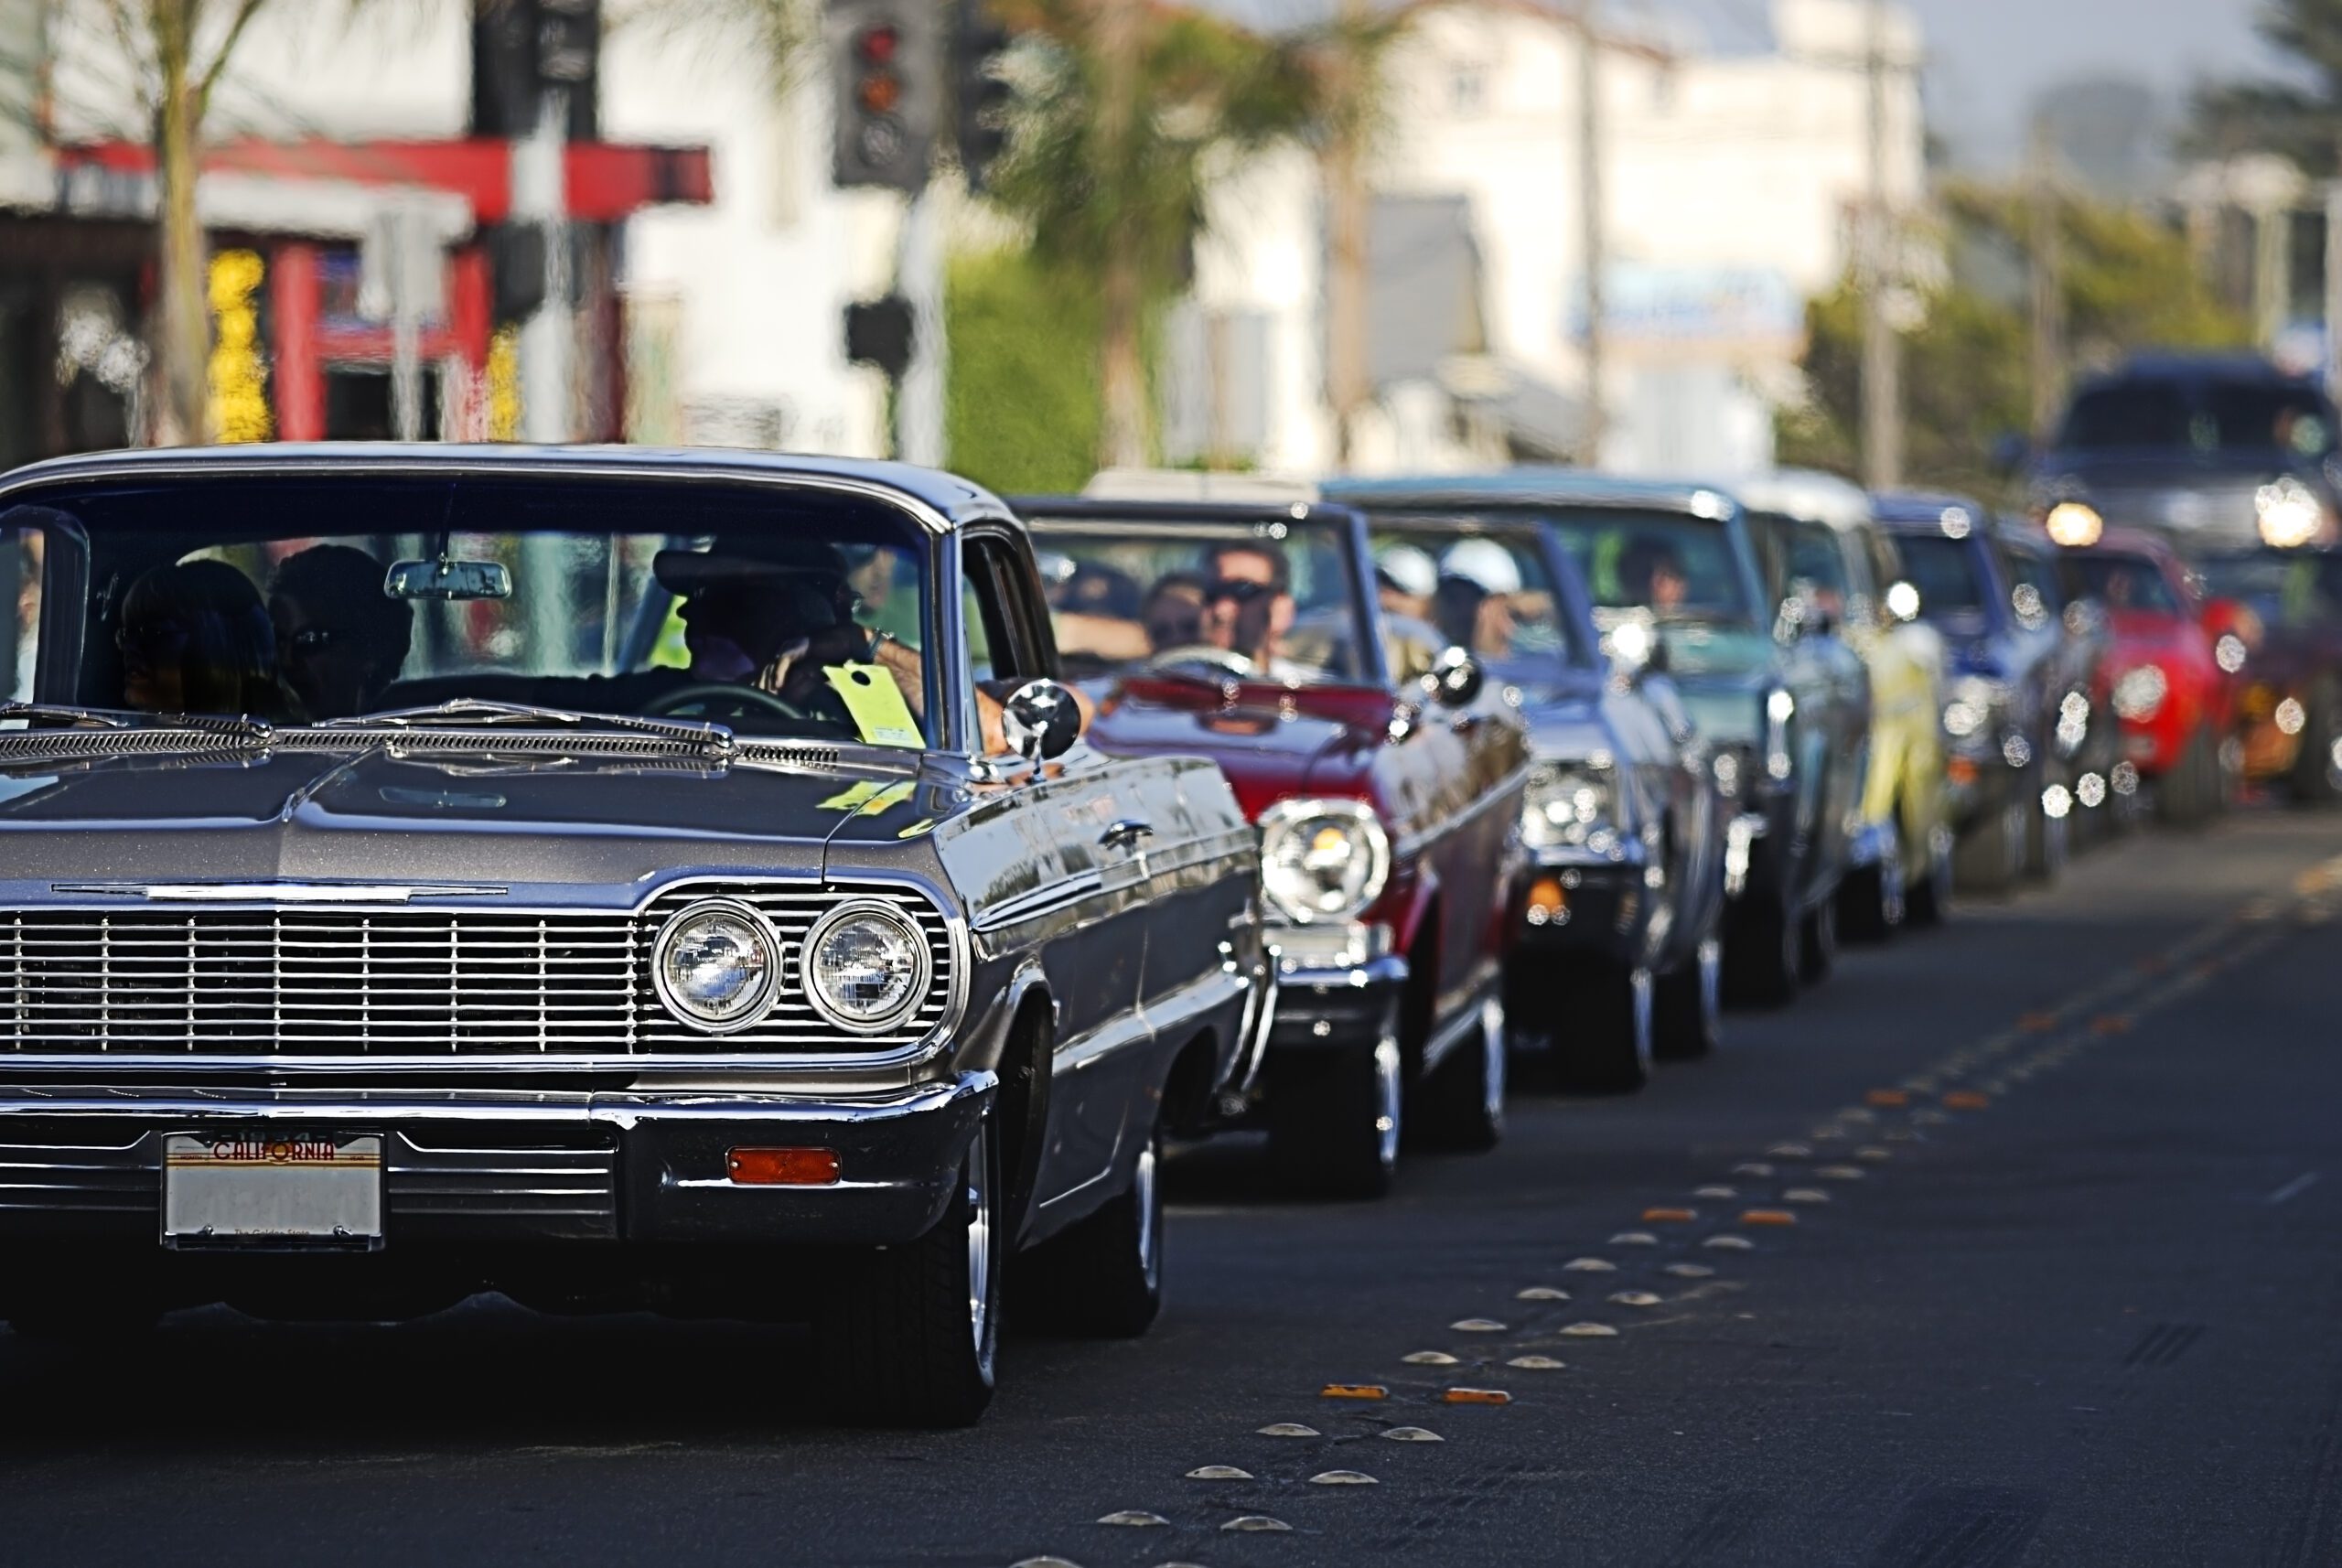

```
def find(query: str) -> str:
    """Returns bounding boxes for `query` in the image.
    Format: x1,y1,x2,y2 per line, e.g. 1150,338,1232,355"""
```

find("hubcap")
1479,997,1508,1123
1133,1126,1161,1291
964,1124,994,1375
1628,968,1654,1068
1695,937,1722,1043
1371,1033,1402,1173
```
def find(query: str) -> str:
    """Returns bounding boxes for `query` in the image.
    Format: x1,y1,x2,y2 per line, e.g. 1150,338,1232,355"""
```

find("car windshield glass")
1539,508,1755,625
0,474,940,747
1,524,39,703
1893,533,1991,620
2199,553,2336,628
2058,378,2334,456
1368,524,1593,675
1029,516,1370,688
2061,553,2183,615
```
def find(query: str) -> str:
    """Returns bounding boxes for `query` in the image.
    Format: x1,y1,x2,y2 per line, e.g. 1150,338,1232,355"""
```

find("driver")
1619,538,1691,615
652,537,871,728
1196,540,1305,679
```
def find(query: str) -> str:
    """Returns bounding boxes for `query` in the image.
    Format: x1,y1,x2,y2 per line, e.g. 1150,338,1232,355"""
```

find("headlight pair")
653,897,928,1035
2111,664,2168,723
1259,799,1391,923
1522,762,1615,850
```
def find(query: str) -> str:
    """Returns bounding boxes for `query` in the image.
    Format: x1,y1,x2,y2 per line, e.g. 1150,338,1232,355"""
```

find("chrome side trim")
50,882,509,904
1388,758,1535,863
972,871,1106,934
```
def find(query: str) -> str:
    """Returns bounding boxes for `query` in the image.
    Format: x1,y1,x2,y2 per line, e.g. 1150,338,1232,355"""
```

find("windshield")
1540,508,1756,626
1895,532,1992,622
2061,552,2184,616
2199,553,2338,629
1367,523,1593,676
0,475,940,747
1029,516,1371,689
2058,378,2335,457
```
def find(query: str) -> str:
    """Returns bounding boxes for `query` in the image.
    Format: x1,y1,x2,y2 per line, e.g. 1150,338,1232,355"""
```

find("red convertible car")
2056,527,2234,823
1017,496,1531,1197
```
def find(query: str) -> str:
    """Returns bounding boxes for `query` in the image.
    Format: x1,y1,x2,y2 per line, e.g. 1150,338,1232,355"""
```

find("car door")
1771,515,1869,905
961,529,1152,1212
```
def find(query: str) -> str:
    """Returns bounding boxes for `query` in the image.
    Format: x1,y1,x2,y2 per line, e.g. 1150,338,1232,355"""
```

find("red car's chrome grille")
0,883,951,1058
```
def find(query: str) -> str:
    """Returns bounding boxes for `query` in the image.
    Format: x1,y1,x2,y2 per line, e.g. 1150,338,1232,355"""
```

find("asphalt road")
5,811,2341,1567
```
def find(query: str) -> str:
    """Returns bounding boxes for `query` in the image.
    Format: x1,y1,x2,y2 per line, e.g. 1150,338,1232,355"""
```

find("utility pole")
1858,0,1902,490
2027,114,2065,441
896,184,947,466
513,85,572,443
1324,0,1371,470
1574,0,1606,467
2326,139,2342,410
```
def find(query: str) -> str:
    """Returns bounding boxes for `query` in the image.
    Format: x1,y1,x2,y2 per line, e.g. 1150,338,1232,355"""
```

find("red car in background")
2057,527,2233,823
1018,496,1531,1198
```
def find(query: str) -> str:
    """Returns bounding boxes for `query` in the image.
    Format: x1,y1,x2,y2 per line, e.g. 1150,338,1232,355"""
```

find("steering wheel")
646,683,811,725
1146,645,1255,680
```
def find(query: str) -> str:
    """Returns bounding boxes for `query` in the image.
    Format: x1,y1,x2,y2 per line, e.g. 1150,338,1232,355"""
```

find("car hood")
2038,454,2311,544
0,744,939,891
1516,682,1614,763
1083,679,1391,820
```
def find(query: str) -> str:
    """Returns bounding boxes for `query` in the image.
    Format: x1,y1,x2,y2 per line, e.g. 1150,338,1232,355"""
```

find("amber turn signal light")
727,1147,842,1186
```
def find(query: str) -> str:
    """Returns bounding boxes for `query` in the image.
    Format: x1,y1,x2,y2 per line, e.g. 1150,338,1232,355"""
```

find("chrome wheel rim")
1479,998,1507,1124
1695,938,1722,1044
965,1124,994,1376
1133,1126,1161,1292
1371,1033,1402,1173
1629,969,1654,1069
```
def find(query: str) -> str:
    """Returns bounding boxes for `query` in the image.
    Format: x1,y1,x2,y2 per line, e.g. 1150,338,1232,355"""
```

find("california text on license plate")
162,1133,384,1249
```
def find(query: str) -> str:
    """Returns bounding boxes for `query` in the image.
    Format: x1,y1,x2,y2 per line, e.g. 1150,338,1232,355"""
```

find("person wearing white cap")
1437,537,1524,657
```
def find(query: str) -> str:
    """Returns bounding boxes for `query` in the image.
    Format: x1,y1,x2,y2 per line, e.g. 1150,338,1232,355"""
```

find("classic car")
1334,495,1726,1090
2197,547,2342,804
1996,519,2123,848
2055,526,2233,825
0,445,1272,1429
1875,493,2069,890
1737,473,1944,939
2014,352,2342,554
1345,474,1860,1007
1017,494,1530,1196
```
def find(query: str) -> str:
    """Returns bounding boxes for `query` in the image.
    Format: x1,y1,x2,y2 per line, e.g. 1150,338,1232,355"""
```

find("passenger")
1141,573,1207,653
268,544,415,720
117,559,288,718
1375,544,1437,626
1619,539,1692,616
1436,538,1523,657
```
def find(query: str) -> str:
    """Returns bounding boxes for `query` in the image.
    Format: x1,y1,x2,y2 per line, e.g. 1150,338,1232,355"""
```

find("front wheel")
1413,998,1507,1151
1798,893,1837,984
1651,937,1720,1061
1905,826,1953,927
2293,697,2342,806
1015,1112,1164,1338
819,1120,1001,1428
1268,1028,1402,1199
1953,794,2023,895
1547,961,1652,1091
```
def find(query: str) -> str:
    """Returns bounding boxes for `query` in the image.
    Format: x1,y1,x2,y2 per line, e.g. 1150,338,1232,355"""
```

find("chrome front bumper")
0,1073,995,1249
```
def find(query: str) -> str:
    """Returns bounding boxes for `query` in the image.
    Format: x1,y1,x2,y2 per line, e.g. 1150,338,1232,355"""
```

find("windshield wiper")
313,698,736,753
0,702,274,743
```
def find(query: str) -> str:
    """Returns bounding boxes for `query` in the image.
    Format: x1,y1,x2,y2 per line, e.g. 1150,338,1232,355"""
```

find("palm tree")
987,0,1369,469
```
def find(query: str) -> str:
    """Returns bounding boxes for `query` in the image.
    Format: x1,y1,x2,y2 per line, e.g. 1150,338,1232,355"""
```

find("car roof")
1011,494,1365,529
1870,489,1993,532
2097,350,2311,387
1731,469,1872,532
1325,468,1740,521
0,443,1017,534
2065,525,2175,562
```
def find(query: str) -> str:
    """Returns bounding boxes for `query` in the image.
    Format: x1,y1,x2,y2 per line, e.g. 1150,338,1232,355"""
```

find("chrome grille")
0,882,953,1059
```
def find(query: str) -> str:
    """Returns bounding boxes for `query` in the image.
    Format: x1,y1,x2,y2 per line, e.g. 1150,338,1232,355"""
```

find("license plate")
163,1133,383,1249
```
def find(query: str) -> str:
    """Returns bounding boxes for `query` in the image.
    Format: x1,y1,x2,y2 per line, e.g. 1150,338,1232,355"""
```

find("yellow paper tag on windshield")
824,663,923,748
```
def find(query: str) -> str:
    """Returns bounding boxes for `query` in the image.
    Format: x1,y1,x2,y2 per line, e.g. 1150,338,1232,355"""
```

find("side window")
961,535,1047,687
0,526,42,703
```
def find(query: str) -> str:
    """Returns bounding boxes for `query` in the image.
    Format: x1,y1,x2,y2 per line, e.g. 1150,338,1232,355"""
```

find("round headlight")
654,898,779,1033
1522,763,1613,849
801,900,930,1033
1258,799,1391,924
2111,664,2168,722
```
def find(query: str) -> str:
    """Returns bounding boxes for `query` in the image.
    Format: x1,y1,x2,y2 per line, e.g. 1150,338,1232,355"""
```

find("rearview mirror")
386,557,511,601
1003,678,1082,762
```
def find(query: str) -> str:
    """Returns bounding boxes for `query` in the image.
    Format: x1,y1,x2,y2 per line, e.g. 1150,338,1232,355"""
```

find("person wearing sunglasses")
267,544,416,721
1198,540,1305,681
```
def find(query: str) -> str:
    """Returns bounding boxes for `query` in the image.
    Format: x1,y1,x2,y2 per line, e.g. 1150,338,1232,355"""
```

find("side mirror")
1003,678,1082,762
1425,646,1483,708
1990,431,2031,476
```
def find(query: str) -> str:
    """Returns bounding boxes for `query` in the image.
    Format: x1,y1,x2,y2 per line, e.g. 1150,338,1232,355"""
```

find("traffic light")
470,0,600,140
827,0,940,192
951,0,1015,191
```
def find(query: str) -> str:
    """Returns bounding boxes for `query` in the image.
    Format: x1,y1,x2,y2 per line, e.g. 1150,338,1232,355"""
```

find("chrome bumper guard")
0,1073,994,1249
